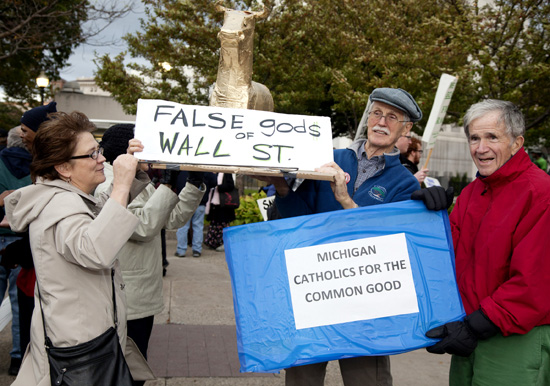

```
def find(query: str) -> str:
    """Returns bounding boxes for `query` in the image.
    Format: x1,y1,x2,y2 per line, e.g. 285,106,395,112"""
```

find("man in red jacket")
412,99,550,385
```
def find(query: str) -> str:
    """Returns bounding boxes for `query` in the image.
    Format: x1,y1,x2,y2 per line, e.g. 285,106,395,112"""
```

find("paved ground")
0,231,451,386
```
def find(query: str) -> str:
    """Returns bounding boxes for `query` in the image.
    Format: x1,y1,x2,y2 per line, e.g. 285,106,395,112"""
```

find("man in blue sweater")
267,88,423,386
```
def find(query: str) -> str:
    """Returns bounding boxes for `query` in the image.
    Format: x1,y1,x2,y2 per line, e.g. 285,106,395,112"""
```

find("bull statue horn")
253,0,272,20
215,0,227,13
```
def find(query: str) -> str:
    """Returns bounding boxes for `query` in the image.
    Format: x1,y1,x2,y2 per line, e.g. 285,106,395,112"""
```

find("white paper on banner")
256,196,275,221
134,99,334,170
422,74,458,150
424,177,441,187
285,233,419,330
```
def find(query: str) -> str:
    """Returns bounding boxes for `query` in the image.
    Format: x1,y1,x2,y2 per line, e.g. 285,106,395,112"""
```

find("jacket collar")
36,177,100,206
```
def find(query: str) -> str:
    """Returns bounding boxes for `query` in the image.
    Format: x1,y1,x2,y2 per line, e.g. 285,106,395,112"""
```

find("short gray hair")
463,99,525,140
7,126,25,149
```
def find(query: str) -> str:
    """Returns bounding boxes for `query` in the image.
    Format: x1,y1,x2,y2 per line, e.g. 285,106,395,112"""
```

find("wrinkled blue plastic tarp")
224,200,464,373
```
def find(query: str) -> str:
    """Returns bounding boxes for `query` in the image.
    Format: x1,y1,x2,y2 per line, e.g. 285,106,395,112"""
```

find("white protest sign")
134,99,334,170
422,74,458,150
424,177,441,188
285,233,419,330
257,196,275,221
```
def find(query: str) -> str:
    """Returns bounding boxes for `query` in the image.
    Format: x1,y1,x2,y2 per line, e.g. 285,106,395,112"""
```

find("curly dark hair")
404,137,422,158
30,111,96,182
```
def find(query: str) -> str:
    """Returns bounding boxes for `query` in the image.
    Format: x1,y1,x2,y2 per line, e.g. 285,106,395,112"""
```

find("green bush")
449,172,470,197
448,202,455,215
230,191,267,226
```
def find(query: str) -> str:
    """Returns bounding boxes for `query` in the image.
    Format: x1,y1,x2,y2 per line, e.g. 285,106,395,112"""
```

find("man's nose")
378,116,388,126
477,138,489,152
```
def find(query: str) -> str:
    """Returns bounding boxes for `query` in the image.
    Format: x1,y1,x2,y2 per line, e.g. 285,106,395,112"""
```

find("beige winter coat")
95,163,205,320
5,175,153,385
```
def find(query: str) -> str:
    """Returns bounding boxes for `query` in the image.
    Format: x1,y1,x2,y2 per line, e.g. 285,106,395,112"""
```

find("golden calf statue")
210,0,274,112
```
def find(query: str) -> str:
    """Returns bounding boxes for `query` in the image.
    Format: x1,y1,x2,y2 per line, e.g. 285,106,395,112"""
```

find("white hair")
463,100,525,140
7,126,25,149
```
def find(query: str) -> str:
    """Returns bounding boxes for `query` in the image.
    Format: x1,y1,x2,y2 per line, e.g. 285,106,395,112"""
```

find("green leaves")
94,0,550,145
0,0,132,108
231,191,267,226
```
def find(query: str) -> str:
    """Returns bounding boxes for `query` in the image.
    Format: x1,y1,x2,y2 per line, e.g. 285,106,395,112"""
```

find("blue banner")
224,200,464,372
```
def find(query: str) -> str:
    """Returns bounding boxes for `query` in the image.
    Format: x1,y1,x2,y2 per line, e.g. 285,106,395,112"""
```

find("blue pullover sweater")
276,146,419,217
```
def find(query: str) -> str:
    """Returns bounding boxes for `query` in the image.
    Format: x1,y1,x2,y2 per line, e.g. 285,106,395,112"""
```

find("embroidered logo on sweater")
368,185,387,202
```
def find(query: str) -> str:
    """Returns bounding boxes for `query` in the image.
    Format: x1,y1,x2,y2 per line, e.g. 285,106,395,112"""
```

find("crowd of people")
0,86,548,386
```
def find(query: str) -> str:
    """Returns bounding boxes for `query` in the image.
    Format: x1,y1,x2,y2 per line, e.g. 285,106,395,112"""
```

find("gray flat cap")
369,88,422,122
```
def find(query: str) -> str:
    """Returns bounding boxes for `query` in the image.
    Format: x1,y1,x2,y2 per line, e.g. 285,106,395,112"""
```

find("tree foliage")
0,0,132,107
94,0,550,144
0,103,22,131
469,0,550,147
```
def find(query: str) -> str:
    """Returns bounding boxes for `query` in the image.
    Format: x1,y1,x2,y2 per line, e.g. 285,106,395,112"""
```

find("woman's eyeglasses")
70,147,104,160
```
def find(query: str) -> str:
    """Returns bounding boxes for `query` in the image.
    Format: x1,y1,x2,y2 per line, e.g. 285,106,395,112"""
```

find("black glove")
411,186,454,211
187,171,205,188
426,309,500,357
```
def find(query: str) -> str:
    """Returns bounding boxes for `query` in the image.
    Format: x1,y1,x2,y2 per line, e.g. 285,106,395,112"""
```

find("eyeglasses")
414,149,424,154
70,147,104,160
369,110,408,125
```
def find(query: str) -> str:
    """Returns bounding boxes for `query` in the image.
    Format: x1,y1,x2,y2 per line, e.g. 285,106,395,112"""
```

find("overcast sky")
58,1,146,81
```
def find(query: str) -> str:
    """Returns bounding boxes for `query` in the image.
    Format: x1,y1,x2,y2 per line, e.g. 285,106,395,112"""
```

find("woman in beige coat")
5,111,153,385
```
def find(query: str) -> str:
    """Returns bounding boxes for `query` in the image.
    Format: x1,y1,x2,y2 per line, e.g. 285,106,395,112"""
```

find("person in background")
0,126,32,375
413,99,550,386
175,171,216,258
19,102,57,152
259,184,277,197
0,129,7,151
5,111,153,385
266,178,304,221
95,124,205,385
204,173,236,253
395,133,411,154
260,87,422,386
531,147,547,171
401,137,428,184
146,168,180,275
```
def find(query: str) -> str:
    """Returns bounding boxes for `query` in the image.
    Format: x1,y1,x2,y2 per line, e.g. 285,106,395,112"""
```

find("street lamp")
158,62,172,97
36,71,50,105
159,62,172,72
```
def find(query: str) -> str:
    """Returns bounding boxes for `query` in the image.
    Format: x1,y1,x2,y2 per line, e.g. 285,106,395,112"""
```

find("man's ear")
54,162,71,181
511,135,524,155
403,122,413,136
